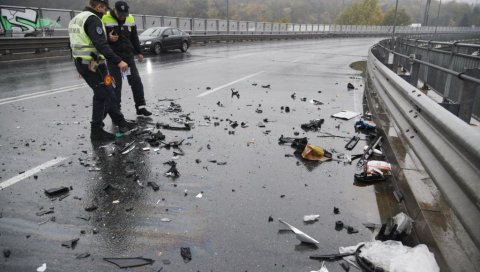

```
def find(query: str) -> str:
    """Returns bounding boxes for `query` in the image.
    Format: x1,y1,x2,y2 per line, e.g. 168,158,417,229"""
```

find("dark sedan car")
139,27,192,54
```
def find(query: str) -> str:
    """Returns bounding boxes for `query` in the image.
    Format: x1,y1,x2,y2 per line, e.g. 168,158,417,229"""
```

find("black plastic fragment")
61,238,79,249
309,252,353,261
164,161,180,178
3,249,11,258
44,187,69,197
231,89,240,99
147,182,160,191
333,207,340,214
335,220,344,231
347,226,359,234
301,119,324,131
345,136,360,150
268,216,274,222
104,257,155,268
180,247,192,263
36,208,54,216
76,252,90,259
347,83,355,89
84,205,98,212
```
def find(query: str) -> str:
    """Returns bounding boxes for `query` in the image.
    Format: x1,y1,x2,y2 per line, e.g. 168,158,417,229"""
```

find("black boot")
118,119,137,133
136,105,152,116
91,127,116,141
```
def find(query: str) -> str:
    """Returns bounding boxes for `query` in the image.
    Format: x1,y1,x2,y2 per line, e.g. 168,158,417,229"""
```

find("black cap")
96,0,109,7
115,1,129,17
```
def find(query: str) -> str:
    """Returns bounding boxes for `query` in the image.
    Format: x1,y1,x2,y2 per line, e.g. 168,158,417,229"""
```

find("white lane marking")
0,157,68,191
197,71,265,97
0,85,87,106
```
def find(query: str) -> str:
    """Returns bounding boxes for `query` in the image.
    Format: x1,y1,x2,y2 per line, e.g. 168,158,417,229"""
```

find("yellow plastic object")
301,144,332,161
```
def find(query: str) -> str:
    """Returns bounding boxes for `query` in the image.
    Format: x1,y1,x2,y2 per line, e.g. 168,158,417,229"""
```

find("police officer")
68,0,136,141
102,1,152,116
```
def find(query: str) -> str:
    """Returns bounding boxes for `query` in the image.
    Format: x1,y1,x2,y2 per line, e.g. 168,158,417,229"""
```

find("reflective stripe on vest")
102,11,136,30
68,11,106,61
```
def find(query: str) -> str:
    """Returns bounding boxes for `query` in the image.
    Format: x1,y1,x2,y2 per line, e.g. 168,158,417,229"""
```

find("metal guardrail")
368,41,480,249
1,4,478,37
375,38,480,121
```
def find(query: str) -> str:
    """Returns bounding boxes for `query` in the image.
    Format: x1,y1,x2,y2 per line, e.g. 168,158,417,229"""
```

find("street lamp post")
227,0,229,34
391,0,399,50
434,0,442,35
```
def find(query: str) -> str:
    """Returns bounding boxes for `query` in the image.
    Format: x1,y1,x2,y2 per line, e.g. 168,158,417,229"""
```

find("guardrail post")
443,42,459,101
409,54,421,87
458,68,480,123
392,39,400,74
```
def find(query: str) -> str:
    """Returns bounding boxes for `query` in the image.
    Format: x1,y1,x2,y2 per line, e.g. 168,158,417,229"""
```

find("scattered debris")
44,187,70,197
37,263,47,272
36,208,54,216
147,182,160,191
84,205,98,212
335,220,344,231
357,136,382,167
301,119,324,131
375,212,413,241
345,136,360,150
347,83,355,89
268,216,274,222
231,88,240,99
301,144,333,161
164,161,180,178
180,247,192,263
331,110,361,120
3,249,11,258
160,218,171,222
75,252,90,259
303,215,320,222
339,241,439,272
261,84,271,89
196,192,203,199
278,218,319,245
103,257,155,268
61,238,79,249
310,261,329,272
112,200,120,204
355,118,377,132
333,207,340,214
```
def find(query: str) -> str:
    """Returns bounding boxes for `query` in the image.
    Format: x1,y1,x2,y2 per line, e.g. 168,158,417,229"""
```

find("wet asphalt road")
0,37,398,272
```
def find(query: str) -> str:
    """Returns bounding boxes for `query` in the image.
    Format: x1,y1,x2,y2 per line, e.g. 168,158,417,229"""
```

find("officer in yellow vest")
102,1,152,116
68,0,136,141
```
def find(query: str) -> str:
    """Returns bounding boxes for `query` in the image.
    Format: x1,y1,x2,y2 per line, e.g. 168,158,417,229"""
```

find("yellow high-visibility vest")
68,11,106,61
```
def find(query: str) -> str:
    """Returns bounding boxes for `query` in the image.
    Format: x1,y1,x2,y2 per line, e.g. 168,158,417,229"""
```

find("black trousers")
108,56,146,109
75,61,125,128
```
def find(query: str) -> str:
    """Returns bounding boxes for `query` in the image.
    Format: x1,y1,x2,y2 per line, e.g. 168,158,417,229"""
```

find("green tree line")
1,0,479,26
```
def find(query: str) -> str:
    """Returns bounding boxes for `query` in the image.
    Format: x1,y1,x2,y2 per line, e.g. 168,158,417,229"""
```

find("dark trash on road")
103,257,155,268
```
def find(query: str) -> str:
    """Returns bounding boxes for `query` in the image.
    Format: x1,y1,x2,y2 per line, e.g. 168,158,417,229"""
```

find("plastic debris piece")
103,257,155,268
334,207,340,214
345,136,360,150
37,263,47,272
335,220,344,231
181,247,192,263
262,84,271,88
331,110,361,120
303,215,320,222
3,249,11,258
301,119,324,131
160,218,171,222
347,83,355,89
357,136,382,167
347,226,359,234
363,145,383,156
76,252,90,259
36,208,54,216
196,192,203,199
278,135,308,146
164,161,180,178
231,88,240,99
84,205,98,212
147,182,160,191
112,200,120,204
355,118,377,131
278,218,319,245
376,212,413,241
310,261,329,272
44,187,69,197
121,144,136,155
301,144,333,161
366,161,391,176
61,238,79,249
268,216,274,222
309,252,354,261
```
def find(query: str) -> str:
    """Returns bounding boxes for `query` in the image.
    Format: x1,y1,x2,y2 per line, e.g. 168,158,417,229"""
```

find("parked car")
139,27,191,54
